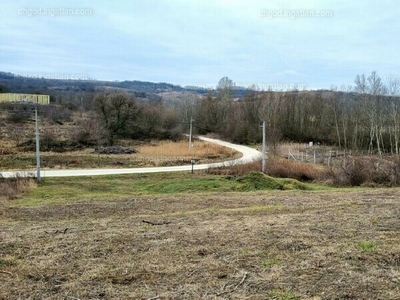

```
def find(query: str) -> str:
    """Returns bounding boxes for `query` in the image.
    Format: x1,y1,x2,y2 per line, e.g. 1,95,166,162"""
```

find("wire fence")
285,146,398,167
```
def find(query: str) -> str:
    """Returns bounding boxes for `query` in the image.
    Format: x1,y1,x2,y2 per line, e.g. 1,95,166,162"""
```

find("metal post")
191,159,195,174
35,107,41,183
262,121,266,173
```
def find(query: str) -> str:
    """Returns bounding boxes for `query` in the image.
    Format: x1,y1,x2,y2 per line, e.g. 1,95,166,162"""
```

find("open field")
1,174,400,299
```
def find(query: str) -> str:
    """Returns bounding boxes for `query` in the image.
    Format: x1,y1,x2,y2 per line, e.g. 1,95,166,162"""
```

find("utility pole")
261,120,266,173
7,100,41,182
189,117,194,149
35,107,41,183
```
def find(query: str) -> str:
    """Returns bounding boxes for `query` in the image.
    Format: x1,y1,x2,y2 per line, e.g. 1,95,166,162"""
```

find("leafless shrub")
1,103,33,123
370,158,391,185
333,157,394,187
7,110,31,123
343,158,369,186
9,126,26,146
40,128,58,149
70,116,103,146
390,158,400,185
39,105,72,124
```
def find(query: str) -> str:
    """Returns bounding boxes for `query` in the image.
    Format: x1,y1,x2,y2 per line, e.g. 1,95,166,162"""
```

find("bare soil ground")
2,189,400,299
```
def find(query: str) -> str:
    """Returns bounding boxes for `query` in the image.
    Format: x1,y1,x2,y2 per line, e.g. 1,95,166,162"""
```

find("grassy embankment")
4,171,322,206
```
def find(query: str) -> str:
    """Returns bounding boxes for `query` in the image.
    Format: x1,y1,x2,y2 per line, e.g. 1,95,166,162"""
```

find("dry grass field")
2,184,400,299
0,139,238,170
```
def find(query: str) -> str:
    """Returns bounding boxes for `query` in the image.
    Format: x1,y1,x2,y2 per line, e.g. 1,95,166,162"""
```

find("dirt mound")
93,146,137,154
236,172,310,191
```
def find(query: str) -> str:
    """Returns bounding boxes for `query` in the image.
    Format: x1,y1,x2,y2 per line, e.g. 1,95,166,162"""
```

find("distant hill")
0,71,253,100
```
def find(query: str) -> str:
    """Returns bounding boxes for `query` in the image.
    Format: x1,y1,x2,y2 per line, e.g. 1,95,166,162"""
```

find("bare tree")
355,71,384,153
387,78,400,154
217,76,235,101
94,93,140,146
327,87,343,147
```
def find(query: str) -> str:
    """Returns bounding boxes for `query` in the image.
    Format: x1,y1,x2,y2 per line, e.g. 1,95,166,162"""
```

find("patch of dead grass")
266,159,329,182
138,139,235,159
0,176,37,200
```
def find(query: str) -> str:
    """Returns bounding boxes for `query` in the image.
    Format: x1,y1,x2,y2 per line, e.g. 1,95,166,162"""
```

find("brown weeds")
266,159,329,182
207,159,328,182
138,139,233,158
0,175,37,200
206,160,261,176
209,155,400,187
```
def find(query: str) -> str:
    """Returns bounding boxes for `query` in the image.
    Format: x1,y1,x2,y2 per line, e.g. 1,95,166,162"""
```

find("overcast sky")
1,0,399,89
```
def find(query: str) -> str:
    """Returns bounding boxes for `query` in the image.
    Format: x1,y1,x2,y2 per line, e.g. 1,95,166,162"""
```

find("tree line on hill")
194,72,400,154
2,71,400,153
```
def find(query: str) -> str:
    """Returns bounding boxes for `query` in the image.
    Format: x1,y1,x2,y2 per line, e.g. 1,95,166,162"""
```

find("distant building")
0,93,50,105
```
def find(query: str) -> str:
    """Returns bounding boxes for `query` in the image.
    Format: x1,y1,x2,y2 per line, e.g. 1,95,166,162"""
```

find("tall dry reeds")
138,140,233,158
0,174,36,200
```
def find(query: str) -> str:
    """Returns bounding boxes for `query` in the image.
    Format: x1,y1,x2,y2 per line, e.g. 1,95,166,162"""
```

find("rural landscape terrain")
2,71,400,300
3,1,400,299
